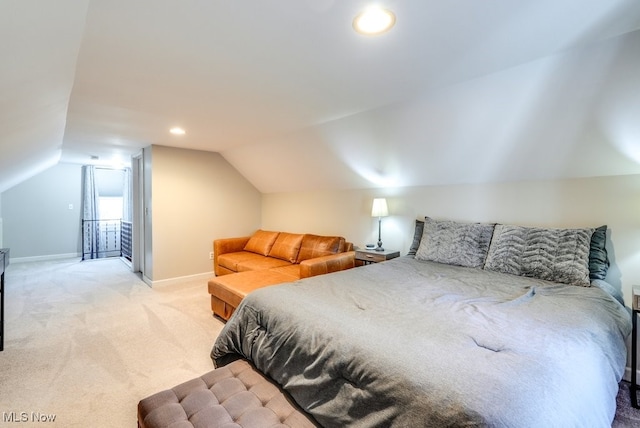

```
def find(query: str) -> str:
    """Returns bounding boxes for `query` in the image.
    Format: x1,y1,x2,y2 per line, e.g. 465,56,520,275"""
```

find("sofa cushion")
296,234,342,263
236,257,291,272
269,233,304,263
270,265,301,278
244,230,280,256
217,252,269,273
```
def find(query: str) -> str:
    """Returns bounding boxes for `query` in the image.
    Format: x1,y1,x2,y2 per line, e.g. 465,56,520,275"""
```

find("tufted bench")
137,359,318,428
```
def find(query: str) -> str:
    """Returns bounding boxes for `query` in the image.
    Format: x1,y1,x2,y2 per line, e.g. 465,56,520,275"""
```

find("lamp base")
375,217,384,252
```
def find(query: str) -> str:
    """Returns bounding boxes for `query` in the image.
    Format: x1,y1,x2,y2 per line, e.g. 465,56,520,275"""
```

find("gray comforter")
211,257,631,427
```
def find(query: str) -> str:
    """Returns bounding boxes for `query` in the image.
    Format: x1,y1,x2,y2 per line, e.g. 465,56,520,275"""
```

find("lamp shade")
371,198,389,217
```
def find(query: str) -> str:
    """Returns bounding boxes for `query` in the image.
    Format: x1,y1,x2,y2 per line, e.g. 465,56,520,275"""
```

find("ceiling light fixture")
170,127,186,135
353,7,396,35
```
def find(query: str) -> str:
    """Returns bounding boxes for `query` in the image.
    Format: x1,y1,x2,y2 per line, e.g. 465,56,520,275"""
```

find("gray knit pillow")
415,217,495,268
484,224,594,286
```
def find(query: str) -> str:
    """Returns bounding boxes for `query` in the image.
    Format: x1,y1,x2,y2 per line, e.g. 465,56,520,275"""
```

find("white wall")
222,30,640,194
146,145,261,282
263,174,640,307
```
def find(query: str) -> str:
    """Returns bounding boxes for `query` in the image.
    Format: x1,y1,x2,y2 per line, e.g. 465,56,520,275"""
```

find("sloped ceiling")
1,0,639,194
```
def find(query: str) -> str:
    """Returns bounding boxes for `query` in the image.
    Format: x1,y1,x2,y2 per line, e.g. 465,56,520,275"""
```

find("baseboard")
146,271,214,288
10,253,82,264
624,366,635,383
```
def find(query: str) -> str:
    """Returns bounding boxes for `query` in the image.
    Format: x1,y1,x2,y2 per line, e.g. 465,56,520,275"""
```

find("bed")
211,218,632,427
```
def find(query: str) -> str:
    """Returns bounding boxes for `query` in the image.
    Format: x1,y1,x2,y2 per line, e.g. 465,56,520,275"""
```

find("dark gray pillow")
407,219,424,256
484,224,594,286
589,225,609,281
415,217,495,268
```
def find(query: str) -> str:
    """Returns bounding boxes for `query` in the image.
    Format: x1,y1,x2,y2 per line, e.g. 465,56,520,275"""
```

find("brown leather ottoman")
208,269,298,321
138,359,318,428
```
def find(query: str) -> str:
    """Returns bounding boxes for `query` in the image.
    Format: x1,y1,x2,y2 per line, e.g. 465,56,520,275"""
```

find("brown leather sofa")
208,230,354,320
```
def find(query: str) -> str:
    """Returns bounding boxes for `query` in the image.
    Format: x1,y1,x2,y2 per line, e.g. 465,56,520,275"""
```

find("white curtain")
122,167,132,223
120,167,133,260
81,165,100,259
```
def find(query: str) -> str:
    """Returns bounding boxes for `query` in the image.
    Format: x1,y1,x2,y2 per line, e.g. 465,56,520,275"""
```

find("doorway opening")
81,166,132,261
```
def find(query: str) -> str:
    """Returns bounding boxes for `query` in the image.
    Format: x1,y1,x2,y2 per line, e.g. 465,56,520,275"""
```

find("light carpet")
0,257,224,427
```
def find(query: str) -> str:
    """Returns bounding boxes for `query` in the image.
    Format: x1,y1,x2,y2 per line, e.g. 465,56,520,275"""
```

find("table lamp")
371,198,389,251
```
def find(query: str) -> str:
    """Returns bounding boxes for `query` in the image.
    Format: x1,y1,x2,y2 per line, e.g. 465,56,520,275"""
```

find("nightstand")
632,286,640,408
355,248,400,265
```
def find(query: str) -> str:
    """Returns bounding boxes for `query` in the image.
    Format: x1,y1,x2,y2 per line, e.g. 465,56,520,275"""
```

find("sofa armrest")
299,251,355,278
213,237,251,275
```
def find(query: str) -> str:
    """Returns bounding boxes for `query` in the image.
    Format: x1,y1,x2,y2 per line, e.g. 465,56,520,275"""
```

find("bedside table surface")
355,248,400,264
356,248,400,257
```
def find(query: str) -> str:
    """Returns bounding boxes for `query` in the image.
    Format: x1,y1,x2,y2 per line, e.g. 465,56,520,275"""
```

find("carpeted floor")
0,257,224,427
1,257,640,427
613,381,640,427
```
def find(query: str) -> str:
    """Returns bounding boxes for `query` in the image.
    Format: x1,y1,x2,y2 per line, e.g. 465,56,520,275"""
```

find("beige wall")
263,174,640,307
148,145,261,281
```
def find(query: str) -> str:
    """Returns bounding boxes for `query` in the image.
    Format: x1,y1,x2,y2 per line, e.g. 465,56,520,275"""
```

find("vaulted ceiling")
1,0,639,194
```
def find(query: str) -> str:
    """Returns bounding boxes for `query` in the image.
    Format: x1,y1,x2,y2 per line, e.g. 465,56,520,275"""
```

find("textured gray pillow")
415,217,495,268
484,224,594,286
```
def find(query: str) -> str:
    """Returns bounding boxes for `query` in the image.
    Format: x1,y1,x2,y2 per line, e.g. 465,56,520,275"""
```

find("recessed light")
170,127,186,135
353,7,396,35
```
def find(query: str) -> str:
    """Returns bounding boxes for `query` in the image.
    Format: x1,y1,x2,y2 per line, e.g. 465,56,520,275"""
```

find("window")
99,197,123,220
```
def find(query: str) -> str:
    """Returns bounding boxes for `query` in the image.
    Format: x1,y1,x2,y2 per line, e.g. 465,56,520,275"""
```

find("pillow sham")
589,225,609,281
484,224,594,287
415,217,495,268
407,219,425,256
